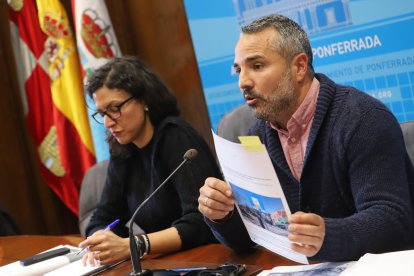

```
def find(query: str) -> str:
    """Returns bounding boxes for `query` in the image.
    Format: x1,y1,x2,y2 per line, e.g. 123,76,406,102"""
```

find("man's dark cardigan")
207,73,414,261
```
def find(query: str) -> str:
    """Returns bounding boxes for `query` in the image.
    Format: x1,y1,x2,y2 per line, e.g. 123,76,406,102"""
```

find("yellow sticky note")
238,136,264,152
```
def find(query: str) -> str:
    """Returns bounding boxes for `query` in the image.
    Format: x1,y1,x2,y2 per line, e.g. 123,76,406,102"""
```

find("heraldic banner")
72,0,122,162
8,0,96,215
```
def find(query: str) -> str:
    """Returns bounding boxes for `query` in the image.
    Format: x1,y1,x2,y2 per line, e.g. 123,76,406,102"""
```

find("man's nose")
238,70,253,92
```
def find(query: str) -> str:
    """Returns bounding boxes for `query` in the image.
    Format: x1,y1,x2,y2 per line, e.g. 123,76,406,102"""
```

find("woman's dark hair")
86,56,180,156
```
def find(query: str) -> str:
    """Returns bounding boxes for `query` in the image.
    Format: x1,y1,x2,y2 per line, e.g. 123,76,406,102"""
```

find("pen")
169,267,208,273
77,219,120,255
103,218,120,231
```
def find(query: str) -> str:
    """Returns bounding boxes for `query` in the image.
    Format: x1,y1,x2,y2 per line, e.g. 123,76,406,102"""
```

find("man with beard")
198,14,414,261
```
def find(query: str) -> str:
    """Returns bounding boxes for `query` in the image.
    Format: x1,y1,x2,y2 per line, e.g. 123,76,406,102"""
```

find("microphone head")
183,149,198,161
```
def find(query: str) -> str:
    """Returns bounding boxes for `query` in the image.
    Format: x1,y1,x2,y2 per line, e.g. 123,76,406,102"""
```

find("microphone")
128,148,198,276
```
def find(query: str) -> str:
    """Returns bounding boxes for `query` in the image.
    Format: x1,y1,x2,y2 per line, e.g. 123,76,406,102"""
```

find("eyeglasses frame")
92,96,134,124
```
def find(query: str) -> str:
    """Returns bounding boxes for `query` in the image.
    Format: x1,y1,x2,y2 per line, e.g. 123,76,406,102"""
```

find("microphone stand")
129,149,197,276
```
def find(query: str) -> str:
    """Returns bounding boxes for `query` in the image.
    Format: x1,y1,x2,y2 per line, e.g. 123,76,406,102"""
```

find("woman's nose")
103,114,115,128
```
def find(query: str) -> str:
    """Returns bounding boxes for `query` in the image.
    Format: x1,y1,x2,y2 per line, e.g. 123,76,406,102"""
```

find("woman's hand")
79,230,130,266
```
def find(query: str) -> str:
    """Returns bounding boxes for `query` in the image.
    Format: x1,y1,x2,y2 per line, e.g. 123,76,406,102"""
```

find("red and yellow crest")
41,11,71,39
81,8,116,58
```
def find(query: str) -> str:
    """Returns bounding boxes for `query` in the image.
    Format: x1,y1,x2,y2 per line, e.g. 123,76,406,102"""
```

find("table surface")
0,235,300,275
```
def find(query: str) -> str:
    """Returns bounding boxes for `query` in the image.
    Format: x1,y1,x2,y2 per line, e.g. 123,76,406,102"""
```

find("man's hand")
288,211,326,257
198,177,235,221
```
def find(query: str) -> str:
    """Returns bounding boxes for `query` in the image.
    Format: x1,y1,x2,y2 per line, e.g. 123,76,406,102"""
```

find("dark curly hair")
86,56,180,156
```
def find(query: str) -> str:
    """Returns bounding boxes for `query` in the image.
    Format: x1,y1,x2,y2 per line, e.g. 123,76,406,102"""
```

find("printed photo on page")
212,131,308,264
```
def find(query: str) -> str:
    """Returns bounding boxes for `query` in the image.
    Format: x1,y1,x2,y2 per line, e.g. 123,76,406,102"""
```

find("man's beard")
246,70,298,123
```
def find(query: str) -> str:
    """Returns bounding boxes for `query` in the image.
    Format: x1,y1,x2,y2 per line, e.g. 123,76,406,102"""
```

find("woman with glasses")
79,56,222,266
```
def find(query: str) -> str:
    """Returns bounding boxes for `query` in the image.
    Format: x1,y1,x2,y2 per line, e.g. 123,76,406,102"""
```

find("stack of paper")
340,250,414,276
258,250,414,275
258,262,355,276
0,245,118,276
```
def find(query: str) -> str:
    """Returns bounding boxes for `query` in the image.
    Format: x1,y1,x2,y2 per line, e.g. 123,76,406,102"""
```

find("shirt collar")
270,77,320,135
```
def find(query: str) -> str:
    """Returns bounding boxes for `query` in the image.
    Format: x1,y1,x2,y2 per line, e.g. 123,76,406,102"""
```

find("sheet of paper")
0,244,116,276
340,250,414,276
45,258,126,276
0,245,81,276
212,132,308,264
258,262,355,276
44,258,102,276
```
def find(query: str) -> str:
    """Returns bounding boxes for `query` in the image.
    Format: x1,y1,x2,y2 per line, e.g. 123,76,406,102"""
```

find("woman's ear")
139,99,149,111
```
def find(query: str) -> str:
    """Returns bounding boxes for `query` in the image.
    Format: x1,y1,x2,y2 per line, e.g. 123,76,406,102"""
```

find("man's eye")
254,64,263,70
232,67,241,75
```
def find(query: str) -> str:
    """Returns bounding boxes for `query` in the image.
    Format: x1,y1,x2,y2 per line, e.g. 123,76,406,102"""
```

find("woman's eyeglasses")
92,96,134,124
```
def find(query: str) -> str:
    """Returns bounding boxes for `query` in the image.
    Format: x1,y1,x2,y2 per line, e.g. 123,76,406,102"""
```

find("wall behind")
0,0,210,235
104,0,211,142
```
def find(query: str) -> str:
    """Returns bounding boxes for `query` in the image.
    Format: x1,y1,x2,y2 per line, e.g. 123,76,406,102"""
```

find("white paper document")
0,244,117,276
340,250,414,276
258,262,355,276
212,132,308,264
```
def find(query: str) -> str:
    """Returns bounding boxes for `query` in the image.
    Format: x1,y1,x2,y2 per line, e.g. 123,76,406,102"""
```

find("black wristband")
134,235,147,258
141,234,151,254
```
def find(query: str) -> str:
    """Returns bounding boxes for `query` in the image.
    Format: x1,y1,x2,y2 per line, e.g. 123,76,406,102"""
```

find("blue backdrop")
184,0,414,130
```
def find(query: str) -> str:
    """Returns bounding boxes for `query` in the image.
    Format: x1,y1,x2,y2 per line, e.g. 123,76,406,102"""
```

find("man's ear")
291,53,308,82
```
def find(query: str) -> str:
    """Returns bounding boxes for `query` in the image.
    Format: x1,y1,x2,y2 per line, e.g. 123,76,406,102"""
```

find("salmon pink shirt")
270,78,320,181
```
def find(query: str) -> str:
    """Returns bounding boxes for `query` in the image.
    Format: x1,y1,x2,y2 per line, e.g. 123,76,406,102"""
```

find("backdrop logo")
233,0,353,34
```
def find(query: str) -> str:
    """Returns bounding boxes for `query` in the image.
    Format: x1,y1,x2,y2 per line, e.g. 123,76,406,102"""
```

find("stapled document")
213,131,308,264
